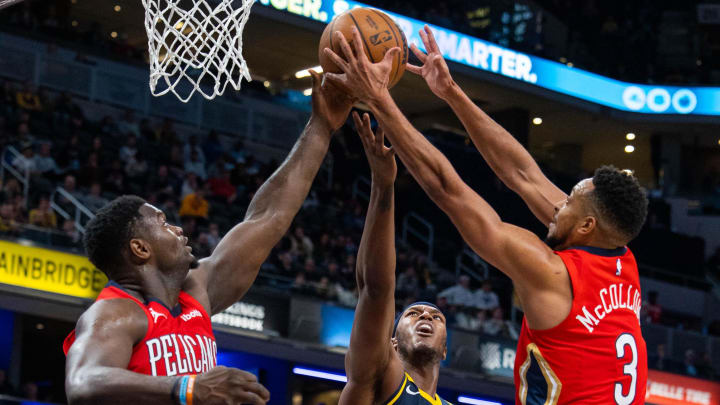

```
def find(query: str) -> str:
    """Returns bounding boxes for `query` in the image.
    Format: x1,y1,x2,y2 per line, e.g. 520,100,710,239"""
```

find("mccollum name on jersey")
576,282,642,333
146,333,217,376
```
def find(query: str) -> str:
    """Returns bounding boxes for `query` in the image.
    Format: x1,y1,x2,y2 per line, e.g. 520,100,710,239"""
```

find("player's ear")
391,337,398,351
578,216,596,235
129,238,152,263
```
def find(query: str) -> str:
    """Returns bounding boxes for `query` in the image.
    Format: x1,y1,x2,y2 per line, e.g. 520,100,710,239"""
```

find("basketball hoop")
142,0,254,102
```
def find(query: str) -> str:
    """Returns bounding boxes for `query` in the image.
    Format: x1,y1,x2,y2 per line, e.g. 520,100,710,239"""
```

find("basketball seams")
348,12,377,63
370,9,401,86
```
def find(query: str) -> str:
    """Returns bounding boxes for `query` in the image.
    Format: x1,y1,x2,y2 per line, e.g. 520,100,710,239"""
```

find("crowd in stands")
0,77,517,341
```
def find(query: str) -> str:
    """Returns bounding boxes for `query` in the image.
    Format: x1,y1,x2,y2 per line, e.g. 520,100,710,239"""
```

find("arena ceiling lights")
260,0,720,116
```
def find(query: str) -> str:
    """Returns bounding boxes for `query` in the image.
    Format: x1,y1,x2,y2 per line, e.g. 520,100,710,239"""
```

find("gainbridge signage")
0,240,107,299
646,370,720,405
259,0,720,116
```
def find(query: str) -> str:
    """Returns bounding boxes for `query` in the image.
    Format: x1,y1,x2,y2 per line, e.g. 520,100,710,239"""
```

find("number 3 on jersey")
614,334,638,405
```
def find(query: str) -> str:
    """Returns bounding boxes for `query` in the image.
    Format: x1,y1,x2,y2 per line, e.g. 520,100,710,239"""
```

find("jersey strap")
63,283,156,355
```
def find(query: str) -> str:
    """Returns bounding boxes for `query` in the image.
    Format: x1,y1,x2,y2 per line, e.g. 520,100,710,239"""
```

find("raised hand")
407,25,455,100
353,111,396,186
323,27,401,104
193,366,270,405
309,69,354,133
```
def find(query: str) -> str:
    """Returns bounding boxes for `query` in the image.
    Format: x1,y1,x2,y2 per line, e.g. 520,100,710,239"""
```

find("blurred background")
0,0,719,404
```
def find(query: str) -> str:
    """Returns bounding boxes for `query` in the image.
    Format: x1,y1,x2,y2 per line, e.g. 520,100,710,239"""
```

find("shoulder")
75,298,148,343
181,267,212,315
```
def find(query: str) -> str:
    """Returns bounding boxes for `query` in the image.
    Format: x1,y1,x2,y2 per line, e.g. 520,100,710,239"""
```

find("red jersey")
64,282,217,376
514,246,647,405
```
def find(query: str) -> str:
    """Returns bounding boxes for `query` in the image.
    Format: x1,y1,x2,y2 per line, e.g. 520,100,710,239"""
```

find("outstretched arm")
323,29,565,293
340,113,404,405
407,26,567,226
190,72,354,314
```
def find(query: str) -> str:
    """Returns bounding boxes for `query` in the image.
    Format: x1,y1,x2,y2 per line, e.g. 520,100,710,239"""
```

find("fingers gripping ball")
318,7,408,88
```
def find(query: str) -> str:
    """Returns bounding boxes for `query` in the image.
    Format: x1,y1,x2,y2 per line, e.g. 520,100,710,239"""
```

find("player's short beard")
544,231,566,250
397,336,443,368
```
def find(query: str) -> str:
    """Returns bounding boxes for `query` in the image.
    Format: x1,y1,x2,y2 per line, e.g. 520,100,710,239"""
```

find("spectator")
643,291,662,324
483,307,518,339
117,110,140,137
179,184,209,219
118,135,138,162
291,272,311,294
99,115,119,136
80,152,104,187
207,169,237,203
438,274,474,307
0,202,20,234
192,232,213,258
0,178,21,202
15,122,33,145
457,309,486,332
56,134,82,174
396,266,419,297
28,195,56,228
335,280,358,307
290,226,314,258
57,175,83,213
202,131,224,165
206,222,221,251
184,135,206,163
33,141,59,179
185,150,207,180
276,251,297,275
124,151,149,181
303,257,319,281
181,172,200,198
229,140,247,164
15,82,42,111
147,165,177,195
60,219,81,246
156,118,178,145
684,349,698,377
12,143,37,174
474,280,499,311
83,182,108,212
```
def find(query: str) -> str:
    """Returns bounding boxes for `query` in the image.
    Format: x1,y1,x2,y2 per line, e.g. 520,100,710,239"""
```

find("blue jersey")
383,373,453,405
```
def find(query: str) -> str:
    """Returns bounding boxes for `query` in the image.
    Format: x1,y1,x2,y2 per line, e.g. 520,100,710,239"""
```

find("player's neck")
404,362,440,398
118,265,185,308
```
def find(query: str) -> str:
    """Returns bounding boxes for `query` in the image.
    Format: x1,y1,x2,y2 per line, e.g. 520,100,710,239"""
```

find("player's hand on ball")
192,366,270,405
323,27,401,104
353,111,396,185
309,69,354,132
407,25,455,100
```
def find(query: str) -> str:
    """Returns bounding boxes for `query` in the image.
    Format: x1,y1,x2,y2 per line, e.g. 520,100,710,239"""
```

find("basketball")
318,8,408,88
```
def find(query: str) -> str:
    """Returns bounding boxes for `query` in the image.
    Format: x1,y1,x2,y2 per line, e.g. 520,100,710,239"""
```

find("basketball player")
63,71,353,405
324,28,649,404
339,111,452,405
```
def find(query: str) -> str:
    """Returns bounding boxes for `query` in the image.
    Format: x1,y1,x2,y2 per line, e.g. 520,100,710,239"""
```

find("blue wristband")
178,375,190,405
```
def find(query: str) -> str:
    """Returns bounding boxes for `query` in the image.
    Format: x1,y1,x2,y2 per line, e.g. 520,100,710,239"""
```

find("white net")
142,0,254,102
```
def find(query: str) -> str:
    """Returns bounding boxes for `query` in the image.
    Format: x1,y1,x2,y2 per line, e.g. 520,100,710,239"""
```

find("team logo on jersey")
149,307,167,323
406,385,419,396
616,259,622,276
